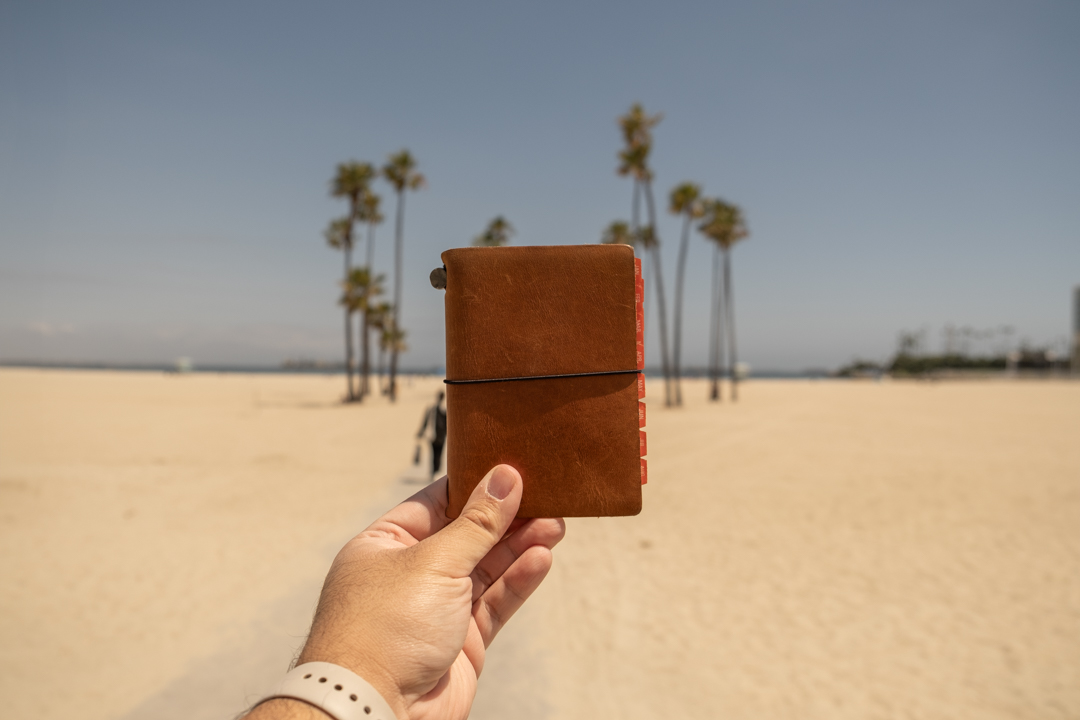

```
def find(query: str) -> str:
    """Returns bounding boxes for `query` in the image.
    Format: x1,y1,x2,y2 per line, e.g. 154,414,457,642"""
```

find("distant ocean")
0,360,831,379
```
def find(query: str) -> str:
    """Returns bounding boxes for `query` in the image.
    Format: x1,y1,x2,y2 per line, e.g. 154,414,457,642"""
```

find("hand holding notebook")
435,244,647,518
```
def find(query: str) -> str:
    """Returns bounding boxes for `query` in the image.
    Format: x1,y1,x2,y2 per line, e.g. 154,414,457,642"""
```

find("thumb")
423,464,522,578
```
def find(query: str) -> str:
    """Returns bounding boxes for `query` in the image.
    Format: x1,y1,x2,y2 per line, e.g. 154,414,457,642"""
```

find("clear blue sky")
2,0,1078,371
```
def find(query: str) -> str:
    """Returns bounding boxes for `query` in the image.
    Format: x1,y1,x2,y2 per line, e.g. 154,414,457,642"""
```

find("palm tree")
342,266,386,401
383,323,408,358
357,189,384,278
601,220,633,246
617,107,660,243
355,190,384,399
378,319,408,395
368,301,393,394
338,267,364,400
328,162,376,401
382,150,425,402
325,216,357,400
698,198,749,401
668,181,703,406
617,103,673,406
707,226,724,402
617,106,662,251
473,216,514,247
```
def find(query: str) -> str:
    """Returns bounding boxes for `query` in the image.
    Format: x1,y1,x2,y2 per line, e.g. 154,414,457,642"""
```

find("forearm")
245,698,331,720
240,468,559,720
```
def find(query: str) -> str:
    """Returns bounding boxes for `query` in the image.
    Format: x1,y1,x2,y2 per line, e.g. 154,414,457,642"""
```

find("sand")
1,368,1078,719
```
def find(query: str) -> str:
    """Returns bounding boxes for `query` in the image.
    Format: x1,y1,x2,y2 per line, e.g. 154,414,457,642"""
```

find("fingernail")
486,465,516,500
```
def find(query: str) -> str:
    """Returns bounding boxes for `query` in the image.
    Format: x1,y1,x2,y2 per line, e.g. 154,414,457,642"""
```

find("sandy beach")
1,368,1077,719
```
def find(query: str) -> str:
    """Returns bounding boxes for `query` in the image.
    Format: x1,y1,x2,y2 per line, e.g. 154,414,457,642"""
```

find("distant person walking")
417,390,447,480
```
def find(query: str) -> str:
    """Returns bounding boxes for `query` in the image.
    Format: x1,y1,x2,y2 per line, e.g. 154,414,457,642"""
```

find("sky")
2,0,1078,372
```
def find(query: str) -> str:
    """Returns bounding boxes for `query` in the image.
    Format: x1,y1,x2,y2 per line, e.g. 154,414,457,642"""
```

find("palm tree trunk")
673,213,692,406
651,245,673,408
642,180,673,407
724,248,738,401
378,344,387,393
360,309,370,400
366,220,376,272
716,246,728,401
390,190,405,402
361,221,377,401
343,246,354,401
709,242,721,401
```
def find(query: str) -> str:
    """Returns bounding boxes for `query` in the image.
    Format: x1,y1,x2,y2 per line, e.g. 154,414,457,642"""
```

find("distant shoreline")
0,360,830,380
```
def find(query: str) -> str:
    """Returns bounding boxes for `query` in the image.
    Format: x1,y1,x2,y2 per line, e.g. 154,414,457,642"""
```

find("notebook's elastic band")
444,369,641,385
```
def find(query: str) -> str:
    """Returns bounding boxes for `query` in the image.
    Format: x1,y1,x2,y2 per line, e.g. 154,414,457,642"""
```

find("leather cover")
441,244,645,518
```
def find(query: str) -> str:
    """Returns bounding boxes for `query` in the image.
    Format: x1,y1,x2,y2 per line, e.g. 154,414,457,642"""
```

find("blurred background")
3,0,1077,373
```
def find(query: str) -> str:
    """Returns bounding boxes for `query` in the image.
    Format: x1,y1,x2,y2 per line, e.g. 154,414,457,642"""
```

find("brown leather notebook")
438,244,647,518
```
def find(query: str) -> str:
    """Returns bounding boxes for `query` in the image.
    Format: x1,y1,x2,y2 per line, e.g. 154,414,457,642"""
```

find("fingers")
473,545,554,648
418,465,522,578
363,476,452,545
470,517,566,602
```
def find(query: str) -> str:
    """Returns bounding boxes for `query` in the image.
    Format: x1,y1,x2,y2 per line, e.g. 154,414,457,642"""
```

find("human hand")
260,465,565,720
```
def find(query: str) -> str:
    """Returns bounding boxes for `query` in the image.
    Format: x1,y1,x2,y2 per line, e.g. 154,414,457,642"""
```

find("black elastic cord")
444,369,641,385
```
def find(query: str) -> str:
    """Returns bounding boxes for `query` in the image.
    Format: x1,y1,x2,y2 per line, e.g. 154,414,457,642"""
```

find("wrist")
247,697,332,720
296,645,407,720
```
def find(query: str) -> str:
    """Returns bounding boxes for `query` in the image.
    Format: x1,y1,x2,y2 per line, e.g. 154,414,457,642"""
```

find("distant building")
1073,286,1080,374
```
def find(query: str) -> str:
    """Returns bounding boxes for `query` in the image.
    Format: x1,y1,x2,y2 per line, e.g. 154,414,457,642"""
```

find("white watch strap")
259,661,398,720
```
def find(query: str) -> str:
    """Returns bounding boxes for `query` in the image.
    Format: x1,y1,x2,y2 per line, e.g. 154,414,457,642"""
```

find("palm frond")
601,220,633,246
697,198,750,249
638,224,658,249
331,162,375,201
617,103,662,148
616,103,661,179
473,215,515,247
324,217,351,249
668,182,702,216
383,150,423,192
356,190,384,224
340,266,387,311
